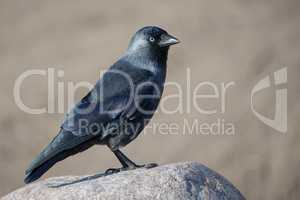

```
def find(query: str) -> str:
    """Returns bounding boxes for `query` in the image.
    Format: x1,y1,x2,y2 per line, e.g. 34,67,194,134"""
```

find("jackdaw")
24,26,179,184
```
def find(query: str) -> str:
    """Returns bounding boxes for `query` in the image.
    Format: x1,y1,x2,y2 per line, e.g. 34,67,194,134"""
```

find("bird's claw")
143,163,158,169
105,168,121,174
105,163,158,175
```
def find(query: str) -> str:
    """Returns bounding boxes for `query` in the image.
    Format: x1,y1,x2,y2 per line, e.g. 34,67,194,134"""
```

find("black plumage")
24,26,179,184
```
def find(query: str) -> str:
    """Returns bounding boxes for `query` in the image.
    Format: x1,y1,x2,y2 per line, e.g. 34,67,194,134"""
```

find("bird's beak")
159,34,180,47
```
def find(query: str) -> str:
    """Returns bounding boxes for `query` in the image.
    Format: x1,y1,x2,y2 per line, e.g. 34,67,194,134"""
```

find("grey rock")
1,162,245,200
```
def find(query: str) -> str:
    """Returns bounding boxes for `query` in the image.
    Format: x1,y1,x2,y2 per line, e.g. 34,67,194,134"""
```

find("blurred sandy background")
0,0,300,199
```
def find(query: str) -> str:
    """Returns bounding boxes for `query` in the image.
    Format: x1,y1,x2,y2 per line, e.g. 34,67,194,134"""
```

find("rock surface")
1,162,245,200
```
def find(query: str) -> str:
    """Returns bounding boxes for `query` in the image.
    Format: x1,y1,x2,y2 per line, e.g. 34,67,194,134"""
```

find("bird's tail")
24,150,70,184
24,134,97,184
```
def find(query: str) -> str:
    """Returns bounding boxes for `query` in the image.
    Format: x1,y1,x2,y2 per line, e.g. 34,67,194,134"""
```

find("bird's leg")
105,149,157,174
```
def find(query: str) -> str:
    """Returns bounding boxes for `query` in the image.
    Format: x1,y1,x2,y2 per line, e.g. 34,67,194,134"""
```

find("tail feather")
24,137,97,184
24,151,68,184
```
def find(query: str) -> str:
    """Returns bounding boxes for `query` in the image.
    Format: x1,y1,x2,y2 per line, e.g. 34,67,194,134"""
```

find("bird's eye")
149,37,155,42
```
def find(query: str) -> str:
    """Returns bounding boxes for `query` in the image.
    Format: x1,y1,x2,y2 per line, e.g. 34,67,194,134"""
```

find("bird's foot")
142,163,158,169
105,167,123,174
105,163,158,175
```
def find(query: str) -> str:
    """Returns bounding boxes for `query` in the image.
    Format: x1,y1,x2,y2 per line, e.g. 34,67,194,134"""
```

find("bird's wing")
61,61,153,138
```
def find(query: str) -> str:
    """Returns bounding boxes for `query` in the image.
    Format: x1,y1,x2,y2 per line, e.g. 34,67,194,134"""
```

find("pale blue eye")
149,37,155,42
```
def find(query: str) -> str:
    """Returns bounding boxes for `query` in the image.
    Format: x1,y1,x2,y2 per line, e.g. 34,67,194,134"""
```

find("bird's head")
127,26,180,54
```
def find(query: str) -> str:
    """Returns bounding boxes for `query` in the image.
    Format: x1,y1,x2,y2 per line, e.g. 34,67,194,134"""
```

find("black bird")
24,26,179,184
